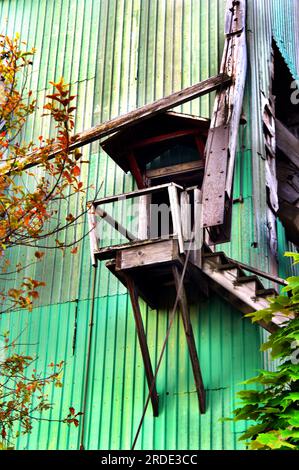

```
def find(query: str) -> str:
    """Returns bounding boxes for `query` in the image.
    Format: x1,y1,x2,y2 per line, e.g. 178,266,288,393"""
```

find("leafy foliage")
230,253,299,450
0,35,87,446
0,332,82,447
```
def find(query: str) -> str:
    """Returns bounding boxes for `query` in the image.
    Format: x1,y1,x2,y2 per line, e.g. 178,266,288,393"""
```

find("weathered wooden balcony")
88,182,207,416
88,182,206,308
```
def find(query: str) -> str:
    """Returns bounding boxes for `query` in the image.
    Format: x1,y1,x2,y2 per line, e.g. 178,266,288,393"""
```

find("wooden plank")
146,160,204,180
129,128,200,150
95,237,168,261
126,276,159,417
87,205,99,267
202,126,230,227
172,266,206,414
7,74,231,174
92,182,183,207
276,118,299,170
168,185,185,254
190,188,202,268
224,0,247,196
96,207,136,242
180,191,191,241
138,195,151,240
128,151,145,189
116,239,179,271
202,0,247,231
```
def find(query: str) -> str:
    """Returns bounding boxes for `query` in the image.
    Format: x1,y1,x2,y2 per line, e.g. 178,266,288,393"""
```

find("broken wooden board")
202,0,247,241
5,74,231,174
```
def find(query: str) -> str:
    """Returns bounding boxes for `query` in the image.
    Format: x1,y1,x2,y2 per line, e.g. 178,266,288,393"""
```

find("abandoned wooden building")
0,0,299,450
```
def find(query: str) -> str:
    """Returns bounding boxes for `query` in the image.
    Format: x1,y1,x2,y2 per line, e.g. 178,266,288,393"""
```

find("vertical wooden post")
180,191,191,243
87,204,99,267
128,151,145,189
126,276,159,417
172,266,206,414
138,195,151,240
190,188,203,269
168,184,184,254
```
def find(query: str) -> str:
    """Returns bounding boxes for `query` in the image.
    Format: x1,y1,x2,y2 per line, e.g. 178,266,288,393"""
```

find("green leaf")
253,431,296,450
285,410,299,427
285,252,299,265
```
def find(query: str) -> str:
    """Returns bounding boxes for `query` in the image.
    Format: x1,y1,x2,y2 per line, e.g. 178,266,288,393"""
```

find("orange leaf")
72,165,80,177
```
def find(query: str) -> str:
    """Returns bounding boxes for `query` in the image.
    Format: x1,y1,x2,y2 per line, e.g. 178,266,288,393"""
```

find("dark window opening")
272,40,299,246
101,111,209,240
101,111,209,189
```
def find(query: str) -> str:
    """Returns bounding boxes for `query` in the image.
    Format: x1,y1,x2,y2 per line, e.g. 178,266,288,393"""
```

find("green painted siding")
0,0,298,450
272,0,299,81
0,294,263,450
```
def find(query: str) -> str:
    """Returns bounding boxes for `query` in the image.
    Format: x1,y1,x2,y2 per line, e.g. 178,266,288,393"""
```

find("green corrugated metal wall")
0,0,298,450
0,293,263,450
272,0,299,81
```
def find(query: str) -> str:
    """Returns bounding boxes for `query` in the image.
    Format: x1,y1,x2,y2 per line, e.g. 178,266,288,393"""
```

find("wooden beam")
172,266,206,414
180,191,192,241
190,188,203,268
116,239,179,271
168,185,185,254
69,74,230,151
276,118,299,170
126,276,159,417
92,182,183,207
202,0,247,233
96,207,136,242
138,195,151,240
95,237,167,261
129,128,201,150
128,151,145,189
146,160,204,180
7,74,231,174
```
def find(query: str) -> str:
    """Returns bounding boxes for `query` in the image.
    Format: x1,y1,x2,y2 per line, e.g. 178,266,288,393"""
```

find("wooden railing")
87,182,202,267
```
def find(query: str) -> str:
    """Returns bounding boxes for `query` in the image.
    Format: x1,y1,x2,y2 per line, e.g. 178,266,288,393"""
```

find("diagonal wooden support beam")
126,275,159,417
5,74,231,174
172,266,206,414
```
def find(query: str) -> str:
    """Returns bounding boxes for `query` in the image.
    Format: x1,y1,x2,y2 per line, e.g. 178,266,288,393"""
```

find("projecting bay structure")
0,0,299,450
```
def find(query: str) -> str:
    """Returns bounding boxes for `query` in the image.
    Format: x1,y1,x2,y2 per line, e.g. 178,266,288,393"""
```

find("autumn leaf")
66,213,75,222
72,165,80,177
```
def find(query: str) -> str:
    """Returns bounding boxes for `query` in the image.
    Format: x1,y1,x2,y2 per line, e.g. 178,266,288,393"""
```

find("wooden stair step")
256,288,278,298
203,251,229,264
234,275,264,290
216,263,238,271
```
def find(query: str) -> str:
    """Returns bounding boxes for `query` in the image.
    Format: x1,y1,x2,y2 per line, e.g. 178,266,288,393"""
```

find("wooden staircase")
201,250,284,333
